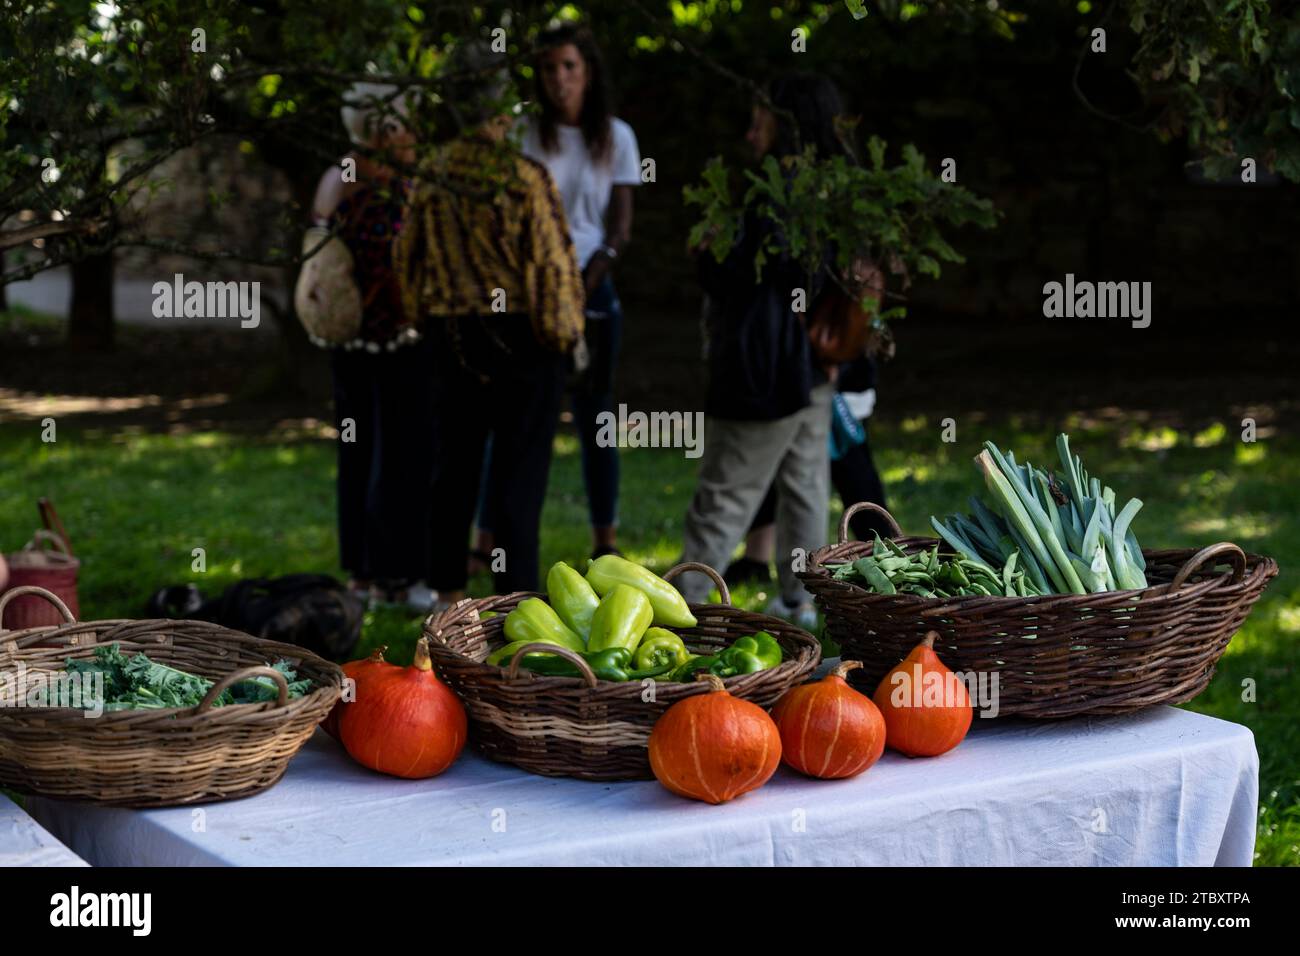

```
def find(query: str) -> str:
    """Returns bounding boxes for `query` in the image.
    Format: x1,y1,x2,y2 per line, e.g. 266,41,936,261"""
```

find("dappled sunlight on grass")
881,462,935,484
1193,422,1228,447
1175,468,1238,505
1236,443,1267,465
1182,513,1277,541
1120,424,1180,451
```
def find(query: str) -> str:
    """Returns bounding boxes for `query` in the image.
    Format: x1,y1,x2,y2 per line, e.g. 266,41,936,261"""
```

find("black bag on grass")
146,574,363,662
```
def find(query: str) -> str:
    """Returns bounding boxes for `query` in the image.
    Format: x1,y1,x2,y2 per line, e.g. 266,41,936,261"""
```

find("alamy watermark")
151,273,260,328
0,661,104,717
50,886,151,936
595,404,704,459
882,663,1001,718
1042,274,1151,329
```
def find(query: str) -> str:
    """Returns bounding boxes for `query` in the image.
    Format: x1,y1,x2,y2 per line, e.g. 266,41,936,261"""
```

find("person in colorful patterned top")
311,81,437,612
472,24,641,570
394,41,584,605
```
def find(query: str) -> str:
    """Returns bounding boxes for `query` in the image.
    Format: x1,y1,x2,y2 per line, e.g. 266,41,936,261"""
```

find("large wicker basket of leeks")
799,435,1277,718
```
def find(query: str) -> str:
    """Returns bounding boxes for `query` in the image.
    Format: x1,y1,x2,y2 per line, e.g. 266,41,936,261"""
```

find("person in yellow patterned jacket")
394,41,583,602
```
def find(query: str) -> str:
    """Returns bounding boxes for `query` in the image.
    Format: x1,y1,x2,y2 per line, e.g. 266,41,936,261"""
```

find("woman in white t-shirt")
473,24,641,565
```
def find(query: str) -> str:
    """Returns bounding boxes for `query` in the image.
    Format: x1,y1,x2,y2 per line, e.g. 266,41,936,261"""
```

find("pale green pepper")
502,598,585,652
585,554,698,628
586,584,653,653
633,628,691,672
546,561,600,640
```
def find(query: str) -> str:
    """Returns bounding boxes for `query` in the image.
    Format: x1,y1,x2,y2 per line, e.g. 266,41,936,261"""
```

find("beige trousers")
677,384,833,605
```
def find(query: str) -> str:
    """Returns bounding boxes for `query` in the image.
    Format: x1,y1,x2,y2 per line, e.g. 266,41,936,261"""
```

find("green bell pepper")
633,628,691,672
503,598,586,652
665,633,782,681
508,648,676,683
486,640,559,667
627,661,676,681
510,647,631,682
546,561,600,640
585,554,698,629
667,654,718,682
586,584,653,653
718,631,783,675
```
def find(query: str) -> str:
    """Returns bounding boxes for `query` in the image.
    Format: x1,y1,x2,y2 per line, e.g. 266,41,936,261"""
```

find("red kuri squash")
323,645,393,740
873,631,972,757
648,674,781,804
771,660,886,779
339,637,467,779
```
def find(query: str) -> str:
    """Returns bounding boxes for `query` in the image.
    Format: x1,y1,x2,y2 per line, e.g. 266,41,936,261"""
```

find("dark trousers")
480,277,623,532
750,428,892,542
331,339,435,582
430,315,564,594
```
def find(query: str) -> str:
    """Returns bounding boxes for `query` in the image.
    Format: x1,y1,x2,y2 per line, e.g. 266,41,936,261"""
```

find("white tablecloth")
1,794,88,867
26,705,1256,867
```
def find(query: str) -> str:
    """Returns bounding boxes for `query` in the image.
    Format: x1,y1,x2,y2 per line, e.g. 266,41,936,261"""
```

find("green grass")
0,417,1295,864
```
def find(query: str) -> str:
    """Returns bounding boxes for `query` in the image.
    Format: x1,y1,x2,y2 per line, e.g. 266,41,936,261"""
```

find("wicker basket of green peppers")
424,557,821,781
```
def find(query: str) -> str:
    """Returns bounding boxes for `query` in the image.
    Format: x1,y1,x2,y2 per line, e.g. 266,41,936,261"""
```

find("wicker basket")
3,530,80,630
0,586,343,807
423,562,822,781
799,503,1278,718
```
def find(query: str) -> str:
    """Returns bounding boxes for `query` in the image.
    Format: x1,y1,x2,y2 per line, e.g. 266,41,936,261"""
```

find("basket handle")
0,585,76,633
38,498,74,557
662,562,731,607
22,529,72,557
1170,543,1247,590
839,502,903,543
193,666,290,713
502,642,599,688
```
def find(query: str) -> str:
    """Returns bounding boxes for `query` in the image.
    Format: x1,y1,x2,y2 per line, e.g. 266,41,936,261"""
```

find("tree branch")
0,218,109,252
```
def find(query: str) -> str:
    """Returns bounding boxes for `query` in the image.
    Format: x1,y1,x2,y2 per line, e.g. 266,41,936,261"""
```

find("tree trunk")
67,249,115,350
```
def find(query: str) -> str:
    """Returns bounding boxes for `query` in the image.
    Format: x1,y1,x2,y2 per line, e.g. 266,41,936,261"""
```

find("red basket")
1,500,80,629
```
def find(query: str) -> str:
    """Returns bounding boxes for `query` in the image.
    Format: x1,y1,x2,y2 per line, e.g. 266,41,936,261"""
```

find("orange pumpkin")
771,660,886,779
648,674,782,804
322,646,393,740
339,637,467,779
873,631,972,757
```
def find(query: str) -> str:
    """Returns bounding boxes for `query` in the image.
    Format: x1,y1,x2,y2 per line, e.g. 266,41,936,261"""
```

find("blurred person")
308,81,435,611
472,23,640,570
394,41,584,606
677,73,855,628
726,355,892,588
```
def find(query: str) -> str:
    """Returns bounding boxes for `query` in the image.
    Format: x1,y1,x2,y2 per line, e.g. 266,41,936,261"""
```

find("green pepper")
511,647,634,682
486,640,560,667
718,631,783,675
627,661,677,681
585,555,698,629
586,584,653,653
503,598,585,652
546,561,600,640
633,628,691,672
667,654,717,682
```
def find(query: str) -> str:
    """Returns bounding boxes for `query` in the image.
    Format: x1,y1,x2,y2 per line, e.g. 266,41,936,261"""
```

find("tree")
3,0,1297,350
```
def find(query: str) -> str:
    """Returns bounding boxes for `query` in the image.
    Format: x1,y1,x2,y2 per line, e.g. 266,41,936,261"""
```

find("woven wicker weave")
0,586,343,807
798,503,1278,718
424,562,822,781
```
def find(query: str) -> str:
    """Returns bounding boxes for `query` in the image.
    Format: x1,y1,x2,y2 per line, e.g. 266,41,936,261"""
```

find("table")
1,794,88,867
26,705,1257,866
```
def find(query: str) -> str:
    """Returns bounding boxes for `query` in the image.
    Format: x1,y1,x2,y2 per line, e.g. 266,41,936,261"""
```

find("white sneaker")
404,582,439,614
764,596,819,633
